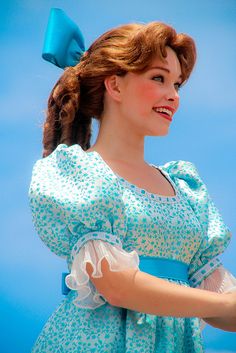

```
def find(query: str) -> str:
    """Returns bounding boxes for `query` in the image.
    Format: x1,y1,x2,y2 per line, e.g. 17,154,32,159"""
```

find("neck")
90,115,146,166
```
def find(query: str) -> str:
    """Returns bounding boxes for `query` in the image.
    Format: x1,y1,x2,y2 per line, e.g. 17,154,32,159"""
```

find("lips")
153,105,175,122
155,111,172,121
153,109,173,122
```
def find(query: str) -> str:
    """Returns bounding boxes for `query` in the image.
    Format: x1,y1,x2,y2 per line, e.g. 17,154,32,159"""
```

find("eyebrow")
148,66,182,79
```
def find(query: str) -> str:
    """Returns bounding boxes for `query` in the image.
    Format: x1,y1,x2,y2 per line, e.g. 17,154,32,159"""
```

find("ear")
104,75,122,102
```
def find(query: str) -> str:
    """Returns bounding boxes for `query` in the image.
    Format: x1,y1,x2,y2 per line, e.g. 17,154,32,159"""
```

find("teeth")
153,107,173,117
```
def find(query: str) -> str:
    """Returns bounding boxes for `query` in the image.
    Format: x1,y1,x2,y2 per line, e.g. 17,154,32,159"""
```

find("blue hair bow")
42,8,85,69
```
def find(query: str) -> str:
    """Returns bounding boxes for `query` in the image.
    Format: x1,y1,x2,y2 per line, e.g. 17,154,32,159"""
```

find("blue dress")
28,143,235,353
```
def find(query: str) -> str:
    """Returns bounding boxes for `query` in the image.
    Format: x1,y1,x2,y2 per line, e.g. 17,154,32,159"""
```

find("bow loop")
42,8,85,69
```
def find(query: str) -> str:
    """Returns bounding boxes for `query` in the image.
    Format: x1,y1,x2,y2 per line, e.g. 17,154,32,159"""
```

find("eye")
174,82,182,91
152,75,164,82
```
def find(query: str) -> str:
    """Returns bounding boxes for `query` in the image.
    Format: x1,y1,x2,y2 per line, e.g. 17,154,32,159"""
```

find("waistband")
62,256,189,295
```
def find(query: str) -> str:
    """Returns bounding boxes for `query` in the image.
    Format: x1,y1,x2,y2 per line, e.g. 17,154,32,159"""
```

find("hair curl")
42,22,196,158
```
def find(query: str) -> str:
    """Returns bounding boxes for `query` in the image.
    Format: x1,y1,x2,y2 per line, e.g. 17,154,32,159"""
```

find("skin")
86,46,236,331
87,46,181,167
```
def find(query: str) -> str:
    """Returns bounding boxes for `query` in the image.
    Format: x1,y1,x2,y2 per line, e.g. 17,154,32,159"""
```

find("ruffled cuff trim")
196,265,236,330
189,256,222,288
65,239,140,309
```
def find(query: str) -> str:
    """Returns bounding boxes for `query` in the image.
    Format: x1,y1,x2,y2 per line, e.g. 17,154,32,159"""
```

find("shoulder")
160,160,199,181
160,160,231,246
33,144,93,179
159,160,209,205
30,143,121,204
32,143,113,181
160,160,204,189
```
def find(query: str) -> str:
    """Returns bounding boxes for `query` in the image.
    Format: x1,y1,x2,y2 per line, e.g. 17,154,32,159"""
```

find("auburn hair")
42,22,196,158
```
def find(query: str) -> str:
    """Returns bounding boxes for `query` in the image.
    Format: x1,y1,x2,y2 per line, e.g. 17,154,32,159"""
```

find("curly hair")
42,22,196,158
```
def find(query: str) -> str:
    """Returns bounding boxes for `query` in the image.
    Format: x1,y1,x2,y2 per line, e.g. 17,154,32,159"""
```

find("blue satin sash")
62,256,189,295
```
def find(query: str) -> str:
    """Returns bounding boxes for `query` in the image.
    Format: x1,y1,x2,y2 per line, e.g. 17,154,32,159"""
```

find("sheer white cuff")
65,239,140,309
197,265,236,330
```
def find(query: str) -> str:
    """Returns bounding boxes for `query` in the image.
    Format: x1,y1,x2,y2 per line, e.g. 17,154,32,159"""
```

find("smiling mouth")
153,109,172,121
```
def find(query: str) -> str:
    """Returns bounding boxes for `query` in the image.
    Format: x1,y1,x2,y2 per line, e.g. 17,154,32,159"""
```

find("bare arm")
203,316,236,332
86,258,234,321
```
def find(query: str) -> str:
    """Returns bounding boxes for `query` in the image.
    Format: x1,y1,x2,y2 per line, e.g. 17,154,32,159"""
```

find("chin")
147,128,170,137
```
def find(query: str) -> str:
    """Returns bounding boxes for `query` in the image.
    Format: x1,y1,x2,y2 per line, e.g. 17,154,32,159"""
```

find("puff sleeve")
28,144,139,308
162,160,235,329
162,160,233,285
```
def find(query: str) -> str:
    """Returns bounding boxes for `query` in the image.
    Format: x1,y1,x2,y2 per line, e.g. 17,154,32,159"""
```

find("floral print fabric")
28,143,234,352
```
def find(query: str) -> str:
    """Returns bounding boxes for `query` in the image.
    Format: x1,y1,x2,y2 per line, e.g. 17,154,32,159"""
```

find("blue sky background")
1,0,236,352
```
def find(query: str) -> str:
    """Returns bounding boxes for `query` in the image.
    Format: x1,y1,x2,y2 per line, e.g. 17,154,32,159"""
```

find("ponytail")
42,65,92,158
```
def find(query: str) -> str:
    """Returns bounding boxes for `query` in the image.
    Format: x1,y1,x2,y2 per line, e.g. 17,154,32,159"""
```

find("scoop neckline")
85,148,180,202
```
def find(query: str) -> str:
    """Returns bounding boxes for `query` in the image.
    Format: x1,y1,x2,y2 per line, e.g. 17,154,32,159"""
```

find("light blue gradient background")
1,1,236,352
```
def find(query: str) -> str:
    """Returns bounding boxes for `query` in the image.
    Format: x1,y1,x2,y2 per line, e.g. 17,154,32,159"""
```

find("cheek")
133,81,161,103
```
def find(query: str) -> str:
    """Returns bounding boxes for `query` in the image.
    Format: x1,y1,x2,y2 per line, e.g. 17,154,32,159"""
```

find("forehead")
147,47,182,77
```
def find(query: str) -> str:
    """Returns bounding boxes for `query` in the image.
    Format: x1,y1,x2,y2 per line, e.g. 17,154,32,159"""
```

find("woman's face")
117,46,182,136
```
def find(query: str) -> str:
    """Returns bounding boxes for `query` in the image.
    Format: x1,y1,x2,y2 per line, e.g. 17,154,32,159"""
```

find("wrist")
201,292,233,319
223,293,235,318
210,293,234,319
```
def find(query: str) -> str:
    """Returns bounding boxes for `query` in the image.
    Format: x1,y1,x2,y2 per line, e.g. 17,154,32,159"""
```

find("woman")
29,8,236,353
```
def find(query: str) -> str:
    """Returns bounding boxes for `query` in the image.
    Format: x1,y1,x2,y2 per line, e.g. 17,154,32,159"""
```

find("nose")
166,85,180,103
